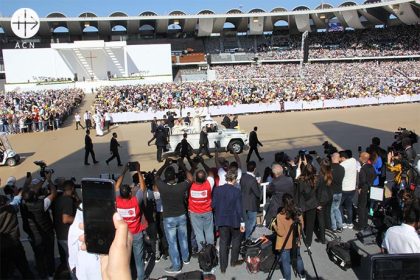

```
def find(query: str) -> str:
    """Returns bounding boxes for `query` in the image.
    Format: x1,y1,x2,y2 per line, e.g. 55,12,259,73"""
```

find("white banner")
110,94,420,123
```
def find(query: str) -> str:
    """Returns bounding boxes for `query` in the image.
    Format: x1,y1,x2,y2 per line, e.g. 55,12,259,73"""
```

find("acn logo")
11,8,40,39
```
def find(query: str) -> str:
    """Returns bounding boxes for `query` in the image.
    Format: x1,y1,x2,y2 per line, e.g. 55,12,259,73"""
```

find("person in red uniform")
188,167,215,251
115,162,148,280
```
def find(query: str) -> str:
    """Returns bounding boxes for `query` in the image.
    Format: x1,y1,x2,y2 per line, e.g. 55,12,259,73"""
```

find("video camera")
34,161,54,178
391,127,418,152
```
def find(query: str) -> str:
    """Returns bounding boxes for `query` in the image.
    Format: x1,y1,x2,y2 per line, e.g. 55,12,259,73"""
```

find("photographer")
295,156,318,247
153,158,193,274
315,158,334,244
272,193,305,280
114,162,148,280
21,172,57,279
0,180,34,279
402,137,417,164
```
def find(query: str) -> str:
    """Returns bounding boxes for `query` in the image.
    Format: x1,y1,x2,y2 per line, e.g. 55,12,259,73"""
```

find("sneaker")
347,223,354,229
155,255,161,263
333,228,343,233
183,259,190,265
342,223,348,229
164,266,181,274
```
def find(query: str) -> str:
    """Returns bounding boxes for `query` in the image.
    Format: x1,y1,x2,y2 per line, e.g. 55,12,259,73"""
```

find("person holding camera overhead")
114,162,148,280
20,171,57,279
295,155,318,247
272,193,306,280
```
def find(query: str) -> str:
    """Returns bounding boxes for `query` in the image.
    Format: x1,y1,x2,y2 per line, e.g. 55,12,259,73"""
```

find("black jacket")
240,173,261,212
150,120,158,133
155,128,167,147
110,137,120,153
85,135,93,150
359,163,376,192
199,130,208,145
266,175,294,223
249,130,262,147
230,120,238,129
296,181,317,212
316,177,333,205
331,163,345,194
221,116,231,129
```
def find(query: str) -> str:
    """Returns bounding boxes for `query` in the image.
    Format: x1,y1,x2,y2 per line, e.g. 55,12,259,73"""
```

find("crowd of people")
237,26,420,60
94,60,420,113
0,89,84,134
1,126,419,279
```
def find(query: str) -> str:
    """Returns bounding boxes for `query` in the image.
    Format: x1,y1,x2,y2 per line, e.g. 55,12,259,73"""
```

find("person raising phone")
114,162,148,280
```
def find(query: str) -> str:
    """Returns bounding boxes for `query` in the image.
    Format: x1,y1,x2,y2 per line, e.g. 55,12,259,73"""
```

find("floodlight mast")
299,30,309,78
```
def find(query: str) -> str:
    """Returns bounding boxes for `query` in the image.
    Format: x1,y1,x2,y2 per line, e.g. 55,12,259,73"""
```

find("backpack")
198,243,218,272
241,238,279,273
326,240,361,271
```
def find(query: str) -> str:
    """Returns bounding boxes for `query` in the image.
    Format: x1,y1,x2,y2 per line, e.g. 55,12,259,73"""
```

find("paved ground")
1,96,419,279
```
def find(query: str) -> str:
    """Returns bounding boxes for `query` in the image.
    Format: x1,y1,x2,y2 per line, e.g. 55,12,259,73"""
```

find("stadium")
0,0,419,279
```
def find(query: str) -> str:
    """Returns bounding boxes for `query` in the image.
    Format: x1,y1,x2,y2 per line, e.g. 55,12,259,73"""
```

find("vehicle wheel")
6,158,16,167
229,140,244,154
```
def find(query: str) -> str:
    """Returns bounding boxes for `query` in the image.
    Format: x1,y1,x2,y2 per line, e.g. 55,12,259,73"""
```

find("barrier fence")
110,94,420,123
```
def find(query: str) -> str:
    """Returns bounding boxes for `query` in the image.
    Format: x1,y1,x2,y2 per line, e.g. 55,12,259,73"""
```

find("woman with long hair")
315,158,334,244
273,193,306,280
296,156,318,247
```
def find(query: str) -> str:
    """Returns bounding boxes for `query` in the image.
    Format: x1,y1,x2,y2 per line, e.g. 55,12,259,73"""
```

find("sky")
0,0,363,17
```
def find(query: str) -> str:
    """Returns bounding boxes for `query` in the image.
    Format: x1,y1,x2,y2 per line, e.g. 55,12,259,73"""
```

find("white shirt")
340,158,358,192
68,205,102,280
105,113,111,121
218,167,242,186
75,114,81,122
382,223,420,254
83,112,90,120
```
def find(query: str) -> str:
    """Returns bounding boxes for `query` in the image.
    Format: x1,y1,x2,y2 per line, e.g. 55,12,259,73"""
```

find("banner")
110,94,420,123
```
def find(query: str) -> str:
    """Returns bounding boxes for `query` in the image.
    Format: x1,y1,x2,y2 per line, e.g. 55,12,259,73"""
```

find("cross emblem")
11,8,40,39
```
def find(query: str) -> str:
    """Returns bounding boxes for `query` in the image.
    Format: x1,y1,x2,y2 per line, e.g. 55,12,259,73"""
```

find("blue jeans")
279,248,305,280
163,214,189,270
132,231,144,280
244,211,257,239
340,191,355,224
331,193,343,230
189,211,214,251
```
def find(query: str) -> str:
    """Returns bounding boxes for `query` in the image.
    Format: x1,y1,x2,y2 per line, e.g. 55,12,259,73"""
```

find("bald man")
265,163,294,224
356,152,376,231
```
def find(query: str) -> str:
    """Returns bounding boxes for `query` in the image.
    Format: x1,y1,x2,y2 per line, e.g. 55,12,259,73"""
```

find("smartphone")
308,150,317,155
128,161,138,172
81,178,116,254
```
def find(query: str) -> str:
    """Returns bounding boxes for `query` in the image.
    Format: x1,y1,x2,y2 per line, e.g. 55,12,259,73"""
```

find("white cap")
6,176,16,186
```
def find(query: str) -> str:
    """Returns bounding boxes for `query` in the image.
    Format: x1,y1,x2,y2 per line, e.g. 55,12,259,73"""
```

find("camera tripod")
266,219,319,280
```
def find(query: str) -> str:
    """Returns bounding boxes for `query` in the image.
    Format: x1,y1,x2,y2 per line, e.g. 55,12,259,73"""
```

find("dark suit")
266,175,294,225
358,163,376,229
221,116,231,129
84,135,97,164
155,128,167,162
240,172,261,238
197,130,211,157
106,137,121,165
246,130,263,162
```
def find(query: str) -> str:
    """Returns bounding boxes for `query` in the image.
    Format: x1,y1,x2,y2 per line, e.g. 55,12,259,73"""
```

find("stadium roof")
0,0,419,37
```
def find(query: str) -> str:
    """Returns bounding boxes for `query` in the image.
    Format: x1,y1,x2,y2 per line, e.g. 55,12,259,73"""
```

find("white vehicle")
164,117,248,156
0,132,20,167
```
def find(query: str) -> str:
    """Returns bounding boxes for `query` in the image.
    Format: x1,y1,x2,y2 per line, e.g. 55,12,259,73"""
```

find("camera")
34,160,54,178
322,141,338,155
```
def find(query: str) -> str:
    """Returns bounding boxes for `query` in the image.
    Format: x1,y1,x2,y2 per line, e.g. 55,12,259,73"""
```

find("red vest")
116,196,147,234
188,180,212,214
